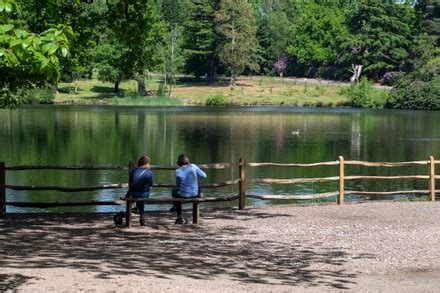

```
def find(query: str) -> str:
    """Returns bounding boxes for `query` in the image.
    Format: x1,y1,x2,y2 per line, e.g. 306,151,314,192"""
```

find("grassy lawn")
56,77,353,106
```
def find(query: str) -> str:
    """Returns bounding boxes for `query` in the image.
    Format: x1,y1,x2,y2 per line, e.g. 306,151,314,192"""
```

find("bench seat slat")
123,195,239,204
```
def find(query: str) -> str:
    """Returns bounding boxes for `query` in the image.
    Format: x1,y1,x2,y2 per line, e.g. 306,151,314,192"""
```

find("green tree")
287,2,348,74
215,0,259,87
0,0,73,108
183,0,219,82
415,0,440,44
385,0,439,109
105,0,164,95
157,0,188,96
338,0,416,80
19,0,103,86
254,0,296,75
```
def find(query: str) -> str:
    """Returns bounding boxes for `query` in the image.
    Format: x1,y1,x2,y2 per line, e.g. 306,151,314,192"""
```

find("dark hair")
137,155,150,167
177,154,189,166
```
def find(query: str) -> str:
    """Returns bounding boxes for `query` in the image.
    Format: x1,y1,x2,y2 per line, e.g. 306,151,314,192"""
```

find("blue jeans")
131,191,150,216
172,188,200,218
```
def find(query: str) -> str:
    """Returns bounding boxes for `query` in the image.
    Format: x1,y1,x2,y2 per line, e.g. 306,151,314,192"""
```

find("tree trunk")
230,68,236,88
114,78,121,93
168,76,173,97
53,83,59,95
208,58,216,83
137,80,146,96
350,64,363,83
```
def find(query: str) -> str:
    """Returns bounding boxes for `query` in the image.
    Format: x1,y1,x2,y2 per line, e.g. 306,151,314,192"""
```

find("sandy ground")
1,201,440,292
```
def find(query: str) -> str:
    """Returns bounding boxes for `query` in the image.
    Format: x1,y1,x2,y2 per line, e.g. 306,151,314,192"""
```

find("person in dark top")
171,154,207,224
129,155,153,226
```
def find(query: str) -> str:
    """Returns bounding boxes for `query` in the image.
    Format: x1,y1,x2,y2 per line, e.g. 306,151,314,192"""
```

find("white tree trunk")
350,64,363,83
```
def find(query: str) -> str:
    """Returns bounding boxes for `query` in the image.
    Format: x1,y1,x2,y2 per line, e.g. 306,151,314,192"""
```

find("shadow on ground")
0,274,38,291
0,209,357,290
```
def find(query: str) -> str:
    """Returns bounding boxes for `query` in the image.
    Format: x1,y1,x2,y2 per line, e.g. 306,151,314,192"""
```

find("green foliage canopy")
215,0,259,86
0,0,73,108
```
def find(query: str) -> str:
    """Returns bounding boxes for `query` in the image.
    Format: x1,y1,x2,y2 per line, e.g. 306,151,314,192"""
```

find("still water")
1,105,439,212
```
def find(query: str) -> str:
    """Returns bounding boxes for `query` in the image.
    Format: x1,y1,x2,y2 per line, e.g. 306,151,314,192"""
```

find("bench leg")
192,202,199,225
126,199,132,228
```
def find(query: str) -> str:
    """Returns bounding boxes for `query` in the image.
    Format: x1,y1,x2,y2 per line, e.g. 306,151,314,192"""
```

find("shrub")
157,81,167,96
206,93,226,106
341,78,388,108
381,71,404,86
387,76,440,110
21,87,55,104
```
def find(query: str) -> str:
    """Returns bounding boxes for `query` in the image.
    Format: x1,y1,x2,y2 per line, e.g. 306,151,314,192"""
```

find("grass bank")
55,77,384,107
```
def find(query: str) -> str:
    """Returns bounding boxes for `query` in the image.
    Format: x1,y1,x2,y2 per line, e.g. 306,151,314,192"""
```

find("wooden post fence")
239,158,246,210
126,161,135,227
0,162,5,217
338,156,345,205
2,156,437,220
429,156,436,202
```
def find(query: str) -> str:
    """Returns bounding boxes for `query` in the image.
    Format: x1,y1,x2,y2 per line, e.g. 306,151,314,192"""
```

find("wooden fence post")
0,162,5,217
239,158,246,210
429,156,436,202
126,161,135,227
338,156,345,205
192,202,199,225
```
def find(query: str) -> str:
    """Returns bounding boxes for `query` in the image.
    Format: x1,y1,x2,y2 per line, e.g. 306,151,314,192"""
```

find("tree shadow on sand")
0,274,38,291
0,209,359,290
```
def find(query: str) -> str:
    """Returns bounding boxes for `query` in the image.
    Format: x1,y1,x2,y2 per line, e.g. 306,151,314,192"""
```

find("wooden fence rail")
0,156,438,218
5,179,240,192
5,163,238,171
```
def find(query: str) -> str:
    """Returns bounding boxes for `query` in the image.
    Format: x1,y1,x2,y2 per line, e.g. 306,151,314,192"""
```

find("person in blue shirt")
129,155,153,226
172,154,207,224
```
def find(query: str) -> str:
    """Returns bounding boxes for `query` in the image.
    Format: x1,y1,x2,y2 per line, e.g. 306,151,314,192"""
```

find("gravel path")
1,201,439,292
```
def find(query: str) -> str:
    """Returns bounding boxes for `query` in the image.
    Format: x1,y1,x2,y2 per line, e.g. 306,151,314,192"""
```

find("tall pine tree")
215,0,259,86
183,0,219,82
415,0,440,45
338,0,416,80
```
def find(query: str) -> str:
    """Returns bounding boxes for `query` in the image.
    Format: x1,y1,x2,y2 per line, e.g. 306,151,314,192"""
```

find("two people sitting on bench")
128,155,153,226
172,154,207,224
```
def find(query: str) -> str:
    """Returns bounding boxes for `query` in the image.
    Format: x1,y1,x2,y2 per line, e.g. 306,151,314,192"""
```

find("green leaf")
47,44,58,56
0,2,5,11
10,38,22,48
0,34,13,43
61,47,68,57
4,2,12,12
6,51,18,64
0,24,14,34
15,29,29,39
22,36,33,48
42,43,58,56
40,56,49,69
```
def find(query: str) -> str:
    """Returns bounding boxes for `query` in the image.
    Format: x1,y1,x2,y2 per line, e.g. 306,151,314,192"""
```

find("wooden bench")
124,195,239,227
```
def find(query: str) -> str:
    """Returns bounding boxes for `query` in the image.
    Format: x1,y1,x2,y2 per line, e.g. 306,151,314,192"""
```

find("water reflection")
0,106,439,212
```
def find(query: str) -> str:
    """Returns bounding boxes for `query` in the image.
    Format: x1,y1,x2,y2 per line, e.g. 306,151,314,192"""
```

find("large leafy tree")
0,0,73,108
254,0,296,75
287,2,348,74
104,0,165,95
338,0,416,80
183,0,219,81
19,0,102,84
157,0,189,96
215,0,259,87
386,0,440,109
415,0,440,44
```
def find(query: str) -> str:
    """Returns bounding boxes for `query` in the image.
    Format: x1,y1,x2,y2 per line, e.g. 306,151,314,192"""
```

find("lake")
1,105,439,212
